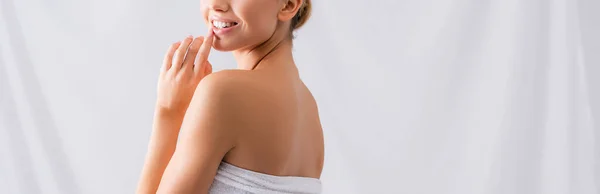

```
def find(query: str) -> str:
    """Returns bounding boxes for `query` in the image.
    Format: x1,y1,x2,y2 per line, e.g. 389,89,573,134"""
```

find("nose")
202,0,229,12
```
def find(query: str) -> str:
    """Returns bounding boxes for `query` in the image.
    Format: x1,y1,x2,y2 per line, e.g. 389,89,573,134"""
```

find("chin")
212,38,242,52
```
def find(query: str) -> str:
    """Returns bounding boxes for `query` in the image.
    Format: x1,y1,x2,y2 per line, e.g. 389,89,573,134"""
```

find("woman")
136,0,324,193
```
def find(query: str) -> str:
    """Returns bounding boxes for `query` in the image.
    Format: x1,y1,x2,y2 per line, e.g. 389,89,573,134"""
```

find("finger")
172,35,194,71
162,42,181,71
182,36,204,72
194,30,214,74
194,28,213,67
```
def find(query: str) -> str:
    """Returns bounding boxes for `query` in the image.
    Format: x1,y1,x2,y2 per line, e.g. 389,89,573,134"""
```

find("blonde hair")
290,0,311,31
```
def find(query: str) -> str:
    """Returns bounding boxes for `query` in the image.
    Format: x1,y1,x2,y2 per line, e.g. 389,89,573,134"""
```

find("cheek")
200,8,210,25
233,13,276,40
247,13,278,37
238,2,278,33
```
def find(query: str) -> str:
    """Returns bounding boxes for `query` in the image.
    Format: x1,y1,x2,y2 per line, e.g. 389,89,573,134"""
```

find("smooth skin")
136,0,324,193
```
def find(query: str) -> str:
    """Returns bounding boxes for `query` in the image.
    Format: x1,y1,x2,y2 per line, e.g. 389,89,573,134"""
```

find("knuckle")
175,75,184,82
165,70,175,78
171,60,181,67
175,73,189,82
173,52,184,61
176,47,186,53
186,48,198,58
196,54,206,60
191,46,201,52
189,50,199,57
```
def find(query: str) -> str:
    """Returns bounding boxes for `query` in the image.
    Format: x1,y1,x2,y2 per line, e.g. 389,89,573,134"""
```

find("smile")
212,20,238,29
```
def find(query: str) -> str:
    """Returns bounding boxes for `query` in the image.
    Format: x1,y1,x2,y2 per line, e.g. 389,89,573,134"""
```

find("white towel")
208,162,322,194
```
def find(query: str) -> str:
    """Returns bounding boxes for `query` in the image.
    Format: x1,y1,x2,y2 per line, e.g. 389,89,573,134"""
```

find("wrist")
152,106,187,136
154,105,187,119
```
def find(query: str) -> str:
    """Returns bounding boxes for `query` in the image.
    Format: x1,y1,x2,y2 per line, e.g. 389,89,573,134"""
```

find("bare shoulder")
196,69,256,93
196,69,269,95
192,69,269,115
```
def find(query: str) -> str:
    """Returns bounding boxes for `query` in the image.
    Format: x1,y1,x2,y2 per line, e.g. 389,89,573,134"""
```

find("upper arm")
156,72,243,194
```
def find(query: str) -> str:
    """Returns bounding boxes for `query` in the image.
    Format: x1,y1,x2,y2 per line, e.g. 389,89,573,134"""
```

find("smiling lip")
212,24,237,36
210,16,239,36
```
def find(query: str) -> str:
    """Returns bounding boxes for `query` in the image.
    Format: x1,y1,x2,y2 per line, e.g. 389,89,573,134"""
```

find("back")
217,68,324,179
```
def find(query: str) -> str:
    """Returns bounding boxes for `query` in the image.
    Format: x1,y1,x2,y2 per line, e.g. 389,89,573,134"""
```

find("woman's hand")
156,31,214,115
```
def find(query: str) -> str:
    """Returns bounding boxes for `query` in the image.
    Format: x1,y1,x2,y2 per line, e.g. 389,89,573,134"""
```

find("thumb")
203,61,213,76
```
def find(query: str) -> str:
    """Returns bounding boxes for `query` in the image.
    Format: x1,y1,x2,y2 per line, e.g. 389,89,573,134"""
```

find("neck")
232,30,295,71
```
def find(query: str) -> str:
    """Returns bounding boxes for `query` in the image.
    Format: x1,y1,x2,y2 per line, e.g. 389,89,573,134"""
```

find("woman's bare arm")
136,108,185,194
137,31,214,194
155,73,241,194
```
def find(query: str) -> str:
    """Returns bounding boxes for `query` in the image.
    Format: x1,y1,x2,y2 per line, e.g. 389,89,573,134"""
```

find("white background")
1,0,599,193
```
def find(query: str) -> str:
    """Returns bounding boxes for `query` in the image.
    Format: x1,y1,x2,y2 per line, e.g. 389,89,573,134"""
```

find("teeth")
212,21,235,29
